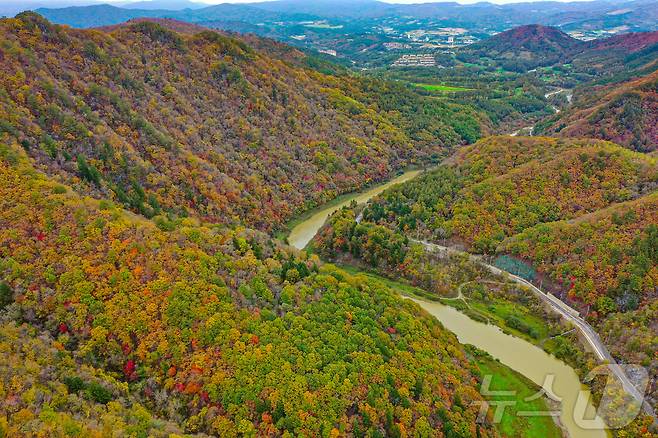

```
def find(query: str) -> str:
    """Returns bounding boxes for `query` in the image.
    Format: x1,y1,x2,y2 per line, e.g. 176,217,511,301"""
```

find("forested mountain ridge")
586,31,658,55
364,136,657,253
0,13,484,232
492,192,658,408
458,24,658,73
458,25,584,70
0,136,498,435
537,70,658,151
358,134,658,323
501,192,658,314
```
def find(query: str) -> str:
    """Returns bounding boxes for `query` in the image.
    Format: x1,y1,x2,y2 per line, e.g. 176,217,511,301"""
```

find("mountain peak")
488,24,580,49
459,24,584,72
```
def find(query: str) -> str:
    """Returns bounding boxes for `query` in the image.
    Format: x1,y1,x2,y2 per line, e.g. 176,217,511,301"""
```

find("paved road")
413,238,656,419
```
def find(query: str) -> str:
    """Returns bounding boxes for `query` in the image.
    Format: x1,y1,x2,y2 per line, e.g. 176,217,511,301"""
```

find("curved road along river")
288,168,655,437
414,239,655,420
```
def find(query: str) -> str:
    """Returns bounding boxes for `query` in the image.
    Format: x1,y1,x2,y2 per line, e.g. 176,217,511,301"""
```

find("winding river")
287,169,423,250
287,169,609,438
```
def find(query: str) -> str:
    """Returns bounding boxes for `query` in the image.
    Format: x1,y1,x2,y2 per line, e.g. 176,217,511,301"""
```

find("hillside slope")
0,13,483,232
353,136,658,412
363,136,658,252
457,25,584,72
501,192,658,313
571,31,658,78
501,194,658,407
537,70,658,152
0,138,498,436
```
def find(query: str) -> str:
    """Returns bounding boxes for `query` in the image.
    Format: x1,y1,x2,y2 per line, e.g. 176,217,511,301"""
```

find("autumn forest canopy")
0,8,657,438
0,12,490,438
0,13,482,232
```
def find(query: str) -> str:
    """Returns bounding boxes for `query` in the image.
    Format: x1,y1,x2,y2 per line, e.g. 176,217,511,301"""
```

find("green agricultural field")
414,83,473,92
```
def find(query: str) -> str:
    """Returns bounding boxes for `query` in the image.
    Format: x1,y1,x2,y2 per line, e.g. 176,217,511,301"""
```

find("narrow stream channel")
287,169,609,438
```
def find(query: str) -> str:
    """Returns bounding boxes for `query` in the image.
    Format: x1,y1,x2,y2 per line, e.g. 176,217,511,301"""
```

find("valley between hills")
0,5,657,438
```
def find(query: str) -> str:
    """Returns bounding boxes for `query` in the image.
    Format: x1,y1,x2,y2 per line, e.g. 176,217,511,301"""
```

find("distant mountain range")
121,0,205,10
25,0,658,33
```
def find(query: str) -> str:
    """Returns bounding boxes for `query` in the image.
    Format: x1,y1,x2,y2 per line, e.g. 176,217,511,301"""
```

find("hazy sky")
19,0,597,4
177,0,592,2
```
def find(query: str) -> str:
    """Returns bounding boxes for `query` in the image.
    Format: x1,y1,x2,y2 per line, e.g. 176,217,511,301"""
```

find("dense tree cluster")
0,142,498,436
501,195,658,408
502,195,658,312
537,70,658,152
381,68,555,134
0,321,188,436
0,13,484,233
314,207,568,343
363,137,657,253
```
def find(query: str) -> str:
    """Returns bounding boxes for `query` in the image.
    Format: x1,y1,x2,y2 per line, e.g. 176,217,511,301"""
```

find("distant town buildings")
405,28,467,40
318,49,337,57
567,27,628,41
397,28,478,48
301,21,343,30
383,42,412,50
392,54,436,67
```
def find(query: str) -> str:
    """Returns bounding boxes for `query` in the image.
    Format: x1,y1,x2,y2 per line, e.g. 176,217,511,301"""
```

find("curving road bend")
412,238,656,420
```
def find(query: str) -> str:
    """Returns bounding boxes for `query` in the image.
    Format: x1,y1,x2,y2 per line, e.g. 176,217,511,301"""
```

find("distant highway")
412,238,656,419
